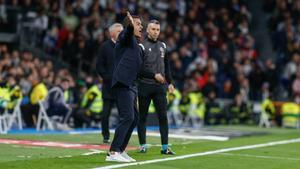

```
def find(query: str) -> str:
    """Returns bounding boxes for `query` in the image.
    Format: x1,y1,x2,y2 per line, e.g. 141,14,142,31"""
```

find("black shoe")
103,139,110,144
139,146,147,153
161,148,176,155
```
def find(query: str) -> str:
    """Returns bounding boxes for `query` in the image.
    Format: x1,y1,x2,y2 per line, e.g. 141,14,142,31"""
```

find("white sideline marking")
93,138,300,169
69,130,228,141
17,155,31,158
69,131,101,135
53,150,105,159
220,153,300,161
144,132,229,141
82,149,106,156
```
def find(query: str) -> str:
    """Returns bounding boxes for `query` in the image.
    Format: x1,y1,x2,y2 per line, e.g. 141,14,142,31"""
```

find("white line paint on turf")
94,138,300,169
69,130,229,141
143,132,229,141
82,149,106,156
220,153,300,161
17,155,31,158
69,131,101,135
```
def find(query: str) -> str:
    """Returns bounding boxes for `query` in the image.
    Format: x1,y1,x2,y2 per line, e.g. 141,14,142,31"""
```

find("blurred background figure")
44,78,71,130
74,76,103,128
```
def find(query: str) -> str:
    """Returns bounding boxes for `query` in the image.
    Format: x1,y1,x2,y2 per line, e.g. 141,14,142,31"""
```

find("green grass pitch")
1,126,300,169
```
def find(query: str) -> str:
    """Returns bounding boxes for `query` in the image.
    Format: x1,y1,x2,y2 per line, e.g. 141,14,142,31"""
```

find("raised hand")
127,11,134,26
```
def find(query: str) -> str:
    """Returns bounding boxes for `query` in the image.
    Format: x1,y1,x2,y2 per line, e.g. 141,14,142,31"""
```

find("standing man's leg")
152,86,175,155
152,92,168,146
110,86,135,152
101,99,114,143
120,95,139,152
137,94,151,152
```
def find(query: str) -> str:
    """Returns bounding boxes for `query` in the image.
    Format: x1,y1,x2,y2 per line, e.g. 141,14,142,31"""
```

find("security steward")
6,76,23,111
137,20,175,155
74,77,103,128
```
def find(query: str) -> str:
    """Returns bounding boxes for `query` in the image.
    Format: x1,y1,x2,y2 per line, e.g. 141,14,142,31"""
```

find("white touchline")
69,130,229,141
82,150,106,156
93,137,300,169
17,155,31,158
220,153,300,161
143,132,229,141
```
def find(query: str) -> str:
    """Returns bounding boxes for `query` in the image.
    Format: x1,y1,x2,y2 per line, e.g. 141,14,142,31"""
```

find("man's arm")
118,12,134,46
164,52,173,84
96,44,110,80
163,44,175,93
139,69,166,84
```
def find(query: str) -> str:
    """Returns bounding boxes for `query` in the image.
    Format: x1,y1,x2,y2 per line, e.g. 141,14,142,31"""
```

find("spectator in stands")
227,93,249,124
0,0,274,127
204,91,223,125
292,67,300,103
44,78,71,130
74,76,103,128
220,79,236,99
22,74,48,127
62,3,79,31
6,75,22,112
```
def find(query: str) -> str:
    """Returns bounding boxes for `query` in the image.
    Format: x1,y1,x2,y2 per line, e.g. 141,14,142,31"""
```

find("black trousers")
47,103,69,122
21,103,39,128
101,99,115,140
137,83,168,145
110,84,138,152
73,109,101,128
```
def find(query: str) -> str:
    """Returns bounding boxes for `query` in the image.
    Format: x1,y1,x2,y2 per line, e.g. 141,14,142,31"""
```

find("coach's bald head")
109,23,124,43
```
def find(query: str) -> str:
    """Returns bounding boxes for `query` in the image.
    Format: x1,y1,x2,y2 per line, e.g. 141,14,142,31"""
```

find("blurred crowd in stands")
1,0,297,129
265,0,300,103
3,0,265,99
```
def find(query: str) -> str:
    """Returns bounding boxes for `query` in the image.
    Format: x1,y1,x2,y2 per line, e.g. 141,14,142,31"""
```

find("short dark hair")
149,19,160,25
123,15,141,27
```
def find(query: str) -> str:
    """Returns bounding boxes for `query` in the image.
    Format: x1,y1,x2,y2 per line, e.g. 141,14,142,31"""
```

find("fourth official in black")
138,20,176,155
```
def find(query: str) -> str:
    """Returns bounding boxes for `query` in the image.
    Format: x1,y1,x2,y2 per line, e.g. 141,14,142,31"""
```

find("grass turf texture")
0,126,300,169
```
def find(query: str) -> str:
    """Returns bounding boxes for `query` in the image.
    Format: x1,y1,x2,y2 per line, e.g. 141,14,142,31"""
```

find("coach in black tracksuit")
137,20,175,155
96,23,123,143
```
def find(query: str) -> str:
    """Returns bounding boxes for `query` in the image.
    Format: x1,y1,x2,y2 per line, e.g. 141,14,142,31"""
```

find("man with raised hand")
106,11,143,163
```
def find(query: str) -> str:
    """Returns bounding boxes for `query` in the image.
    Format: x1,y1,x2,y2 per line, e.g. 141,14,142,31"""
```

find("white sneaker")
105,152,131,162
121,152,136,162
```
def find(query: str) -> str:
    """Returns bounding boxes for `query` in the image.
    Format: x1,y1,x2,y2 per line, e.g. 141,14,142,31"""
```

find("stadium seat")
4,100,23,130
0,114,8,134
36,101,54,131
